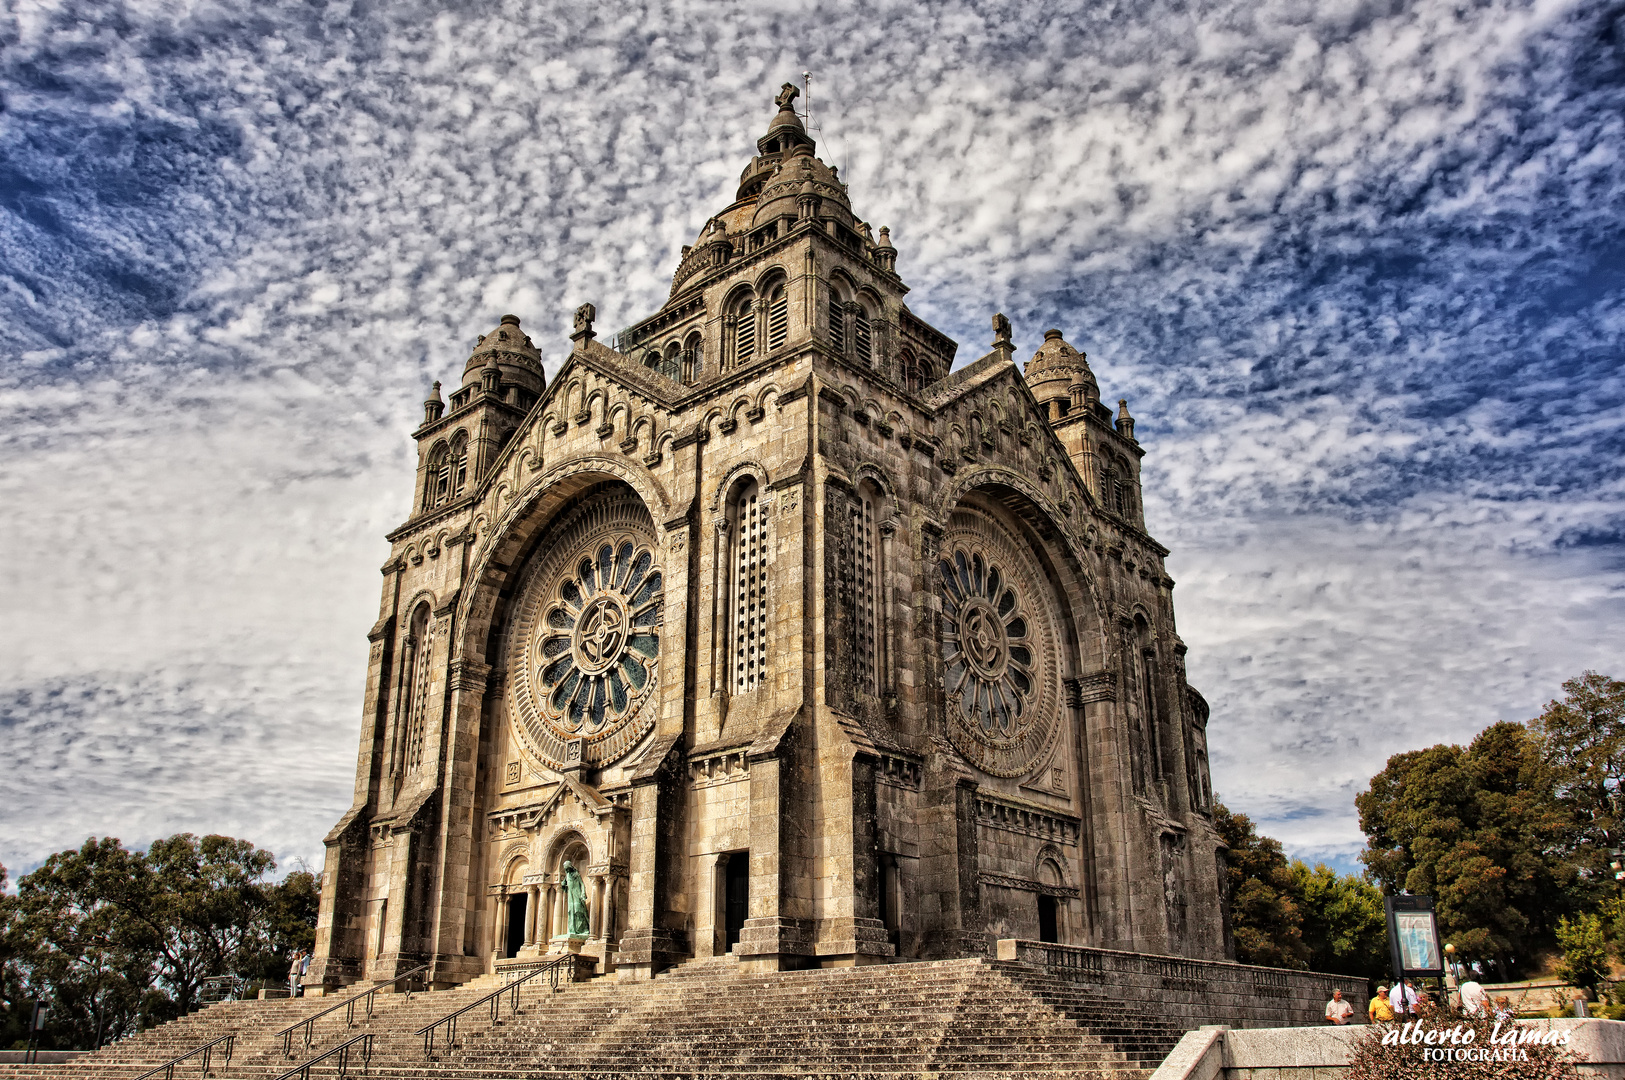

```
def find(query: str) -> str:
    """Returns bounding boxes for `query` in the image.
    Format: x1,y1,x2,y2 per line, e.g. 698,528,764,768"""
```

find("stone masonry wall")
998,939,1367,1029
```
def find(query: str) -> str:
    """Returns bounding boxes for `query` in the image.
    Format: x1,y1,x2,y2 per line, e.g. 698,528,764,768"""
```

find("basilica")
311,85,1226,989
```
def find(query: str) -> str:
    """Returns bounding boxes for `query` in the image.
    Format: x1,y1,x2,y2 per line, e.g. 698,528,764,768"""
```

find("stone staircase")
0,957,1188,1079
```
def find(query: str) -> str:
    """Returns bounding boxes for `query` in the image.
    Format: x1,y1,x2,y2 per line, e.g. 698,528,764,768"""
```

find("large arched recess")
453,456,671,672
936,474,1108,937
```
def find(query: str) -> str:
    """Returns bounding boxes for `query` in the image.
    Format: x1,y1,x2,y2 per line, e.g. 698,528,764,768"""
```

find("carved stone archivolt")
938,505,1063,779
507,492,663,770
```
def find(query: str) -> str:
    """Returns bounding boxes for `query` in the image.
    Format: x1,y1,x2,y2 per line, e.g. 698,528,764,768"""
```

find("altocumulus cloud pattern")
1,0,1621,876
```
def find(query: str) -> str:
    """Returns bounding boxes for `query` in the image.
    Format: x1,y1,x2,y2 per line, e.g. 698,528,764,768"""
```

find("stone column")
591,875,606,939
487,890,501,956
493,888,509,960
524,885,540,948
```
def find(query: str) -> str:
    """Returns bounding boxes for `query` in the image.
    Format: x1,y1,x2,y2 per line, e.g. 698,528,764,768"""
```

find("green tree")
1532,672,1625,909
1555,912,1611,994
1357,721,1569,976
11,838,155,1050
102,834,278,1015
1,862,29,1051
1291,861,1389,980
1214,803,1309,968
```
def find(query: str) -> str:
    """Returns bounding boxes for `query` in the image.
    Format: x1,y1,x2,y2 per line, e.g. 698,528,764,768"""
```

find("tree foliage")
1554,913,1610,993
1531,672,1625,911
1215,802,1310,968
1357,721,1571,971
1353,673,1625,979
1214,802,1390,978
0,835,318,1051
1292,861,1390,981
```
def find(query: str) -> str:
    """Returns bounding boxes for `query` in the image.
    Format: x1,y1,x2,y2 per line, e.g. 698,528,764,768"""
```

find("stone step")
16,957,1183,1080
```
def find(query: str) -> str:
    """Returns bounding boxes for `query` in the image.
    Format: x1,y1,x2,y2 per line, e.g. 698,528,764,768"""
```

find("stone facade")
311,84,1228,990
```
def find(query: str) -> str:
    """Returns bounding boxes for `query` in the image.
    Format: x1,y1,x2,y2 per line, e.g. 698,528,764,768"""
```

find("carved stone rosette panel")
938,506,1062,778
508,493,663,770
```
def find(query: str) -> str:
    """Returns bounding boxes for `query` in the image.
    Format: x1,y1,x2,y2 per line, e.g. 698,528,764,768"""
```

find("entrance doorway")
1037,894,1059,944
724,852,749,951
505,892,528,958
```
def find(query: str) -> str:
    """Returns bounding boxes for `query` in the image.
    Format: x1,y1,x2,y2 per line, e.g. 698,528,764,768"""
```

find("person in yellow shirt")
1369,986,1395,1022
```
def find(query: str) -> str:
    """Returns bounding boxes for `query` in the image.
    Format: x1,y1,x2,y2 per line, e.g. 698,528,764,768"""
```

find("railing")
130,1033,234,1080
277,961,430,1056
417,953,570,1058
274,1032,372,1080
198,975,244,1003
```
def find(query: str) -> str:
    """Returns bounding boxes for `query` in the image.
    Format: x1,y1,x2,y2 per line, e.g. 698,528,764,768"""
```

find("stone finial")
423,380,445,424
775,82,800,111
874,226,897,273
992,313,1013,349
572,303,597,346
1116,398,1137,440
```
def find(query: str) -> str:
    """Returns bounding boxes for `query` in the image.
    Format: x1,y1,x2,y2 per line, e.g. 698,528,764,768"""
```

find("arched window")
424,444,449,510
643,349,661,371
829,294,847,355
727,478,767,693
900,348,917,391
854,305,873,366
732,295,756,366
765,282,789,351
664,341,682,380
682,332,703,384
851,480,883,694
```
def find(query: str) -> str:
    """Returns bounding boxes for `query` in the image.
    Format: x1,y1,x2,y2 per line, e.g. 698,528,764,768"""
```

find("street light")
1444,943,1459,990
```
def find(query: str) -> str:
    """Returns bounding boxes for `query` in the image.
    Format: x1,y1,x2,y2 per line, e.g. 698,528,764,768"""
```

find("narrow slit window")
732,484,766,693
829,296,846,354
852,496,879,693
402,611,434,773
854,308,873,366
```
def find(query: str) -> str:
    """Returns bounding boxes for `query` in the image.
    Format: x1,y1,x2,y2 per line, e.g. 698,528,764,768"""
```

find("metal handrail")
277,961,431,1056
274,1032,372,1080
416,954,570,1058
130,1033,235,1080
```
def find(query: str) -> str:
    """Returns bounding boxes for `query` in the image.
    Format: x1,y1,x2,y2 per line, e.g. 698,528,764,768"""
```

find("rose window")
940,548,1035,738
935,509,1062,780
535,539,662,735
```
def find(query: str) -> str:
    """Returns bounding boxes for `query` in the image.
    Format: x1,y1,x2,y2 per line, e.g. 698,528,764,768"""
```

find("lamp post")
1445,943,1459,993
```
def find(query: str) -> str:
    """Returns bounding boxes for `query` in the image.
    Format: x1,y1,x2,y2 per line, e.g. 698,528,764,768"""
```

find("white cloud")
0,0,1620,876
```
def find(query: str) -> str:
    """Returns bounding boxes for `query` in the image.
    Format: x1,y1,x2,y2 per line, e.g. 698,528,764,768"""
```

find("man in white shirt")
1390,980,1420,1016
1459,980,1487,1016
1325,989,1355,1024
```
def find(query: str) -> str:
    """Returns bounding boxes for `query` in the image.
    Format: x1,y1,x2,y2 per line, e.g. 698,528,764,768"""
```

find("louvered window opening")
853,498,878,693
733,492,766,693
829,297,846,353
735,302,756,363
767,289,789,350
451,443,467,497
855,310,873,366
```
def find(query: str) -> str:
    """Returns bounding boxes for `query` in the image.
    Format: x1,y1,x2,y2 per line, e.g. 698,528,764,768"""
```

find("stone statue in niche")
562,859,590,938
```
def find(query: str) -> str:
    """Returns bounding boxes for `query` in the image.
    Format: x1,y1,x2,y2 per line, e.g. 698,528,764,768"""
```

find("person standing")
1459,980,1487,1016
1369,987,1394,1022
288,950,306,998
1325,989,1355,1025
1389,980,1419,1016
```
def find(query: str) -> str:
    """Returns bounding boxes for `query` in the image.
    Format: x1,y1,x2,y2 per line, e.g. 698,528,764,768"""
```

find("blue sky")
1,0,1621,880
